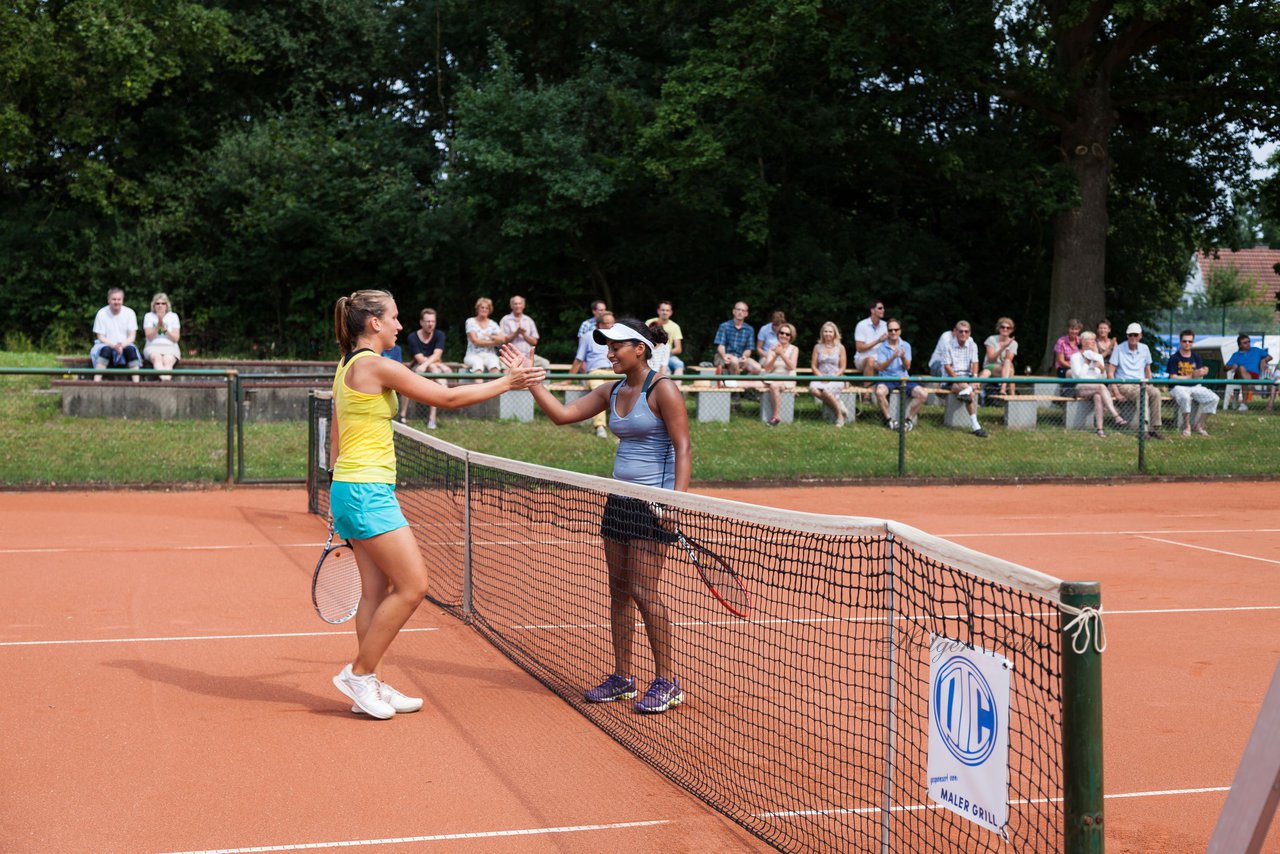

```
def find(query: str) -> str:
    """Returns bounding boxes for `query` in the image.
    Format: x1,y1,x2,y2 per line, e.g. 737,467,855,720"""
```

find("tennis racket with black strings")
651,503,752,618
311,523,361,623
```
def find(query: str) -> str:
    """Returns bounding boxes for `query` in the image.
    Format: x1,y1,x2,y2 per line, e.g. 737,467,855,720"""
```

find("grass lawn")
3,353,1276,486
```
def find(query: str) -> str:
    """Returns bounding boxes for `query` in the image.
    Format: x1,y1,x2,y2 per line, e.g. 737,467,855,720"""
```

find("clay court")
1,481,1277,853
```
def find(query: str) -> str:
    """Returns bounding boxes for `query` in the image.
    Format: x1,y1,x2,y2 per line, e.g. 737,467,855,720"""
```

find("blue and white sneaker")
585,673,636,703
635,676,683,713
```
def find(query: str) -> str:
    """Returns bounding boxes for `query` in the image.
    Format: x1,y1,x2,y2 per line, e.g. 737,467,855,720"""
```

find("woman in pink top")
1053,318,1083,378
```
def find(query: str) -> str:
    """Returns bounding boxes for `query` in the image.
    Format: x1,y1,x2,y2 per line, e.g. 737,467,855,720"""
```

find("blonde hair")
1079,330,1097,343
334,289,393,356
778,323,796,340
474,297,493,314
819,321,842,342
996,316,1014,331
151,292,171,311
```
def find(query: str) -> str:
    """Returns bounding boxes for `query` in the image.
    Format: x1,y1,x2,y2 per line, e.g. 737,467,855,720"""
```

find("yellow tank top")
332,349,397,483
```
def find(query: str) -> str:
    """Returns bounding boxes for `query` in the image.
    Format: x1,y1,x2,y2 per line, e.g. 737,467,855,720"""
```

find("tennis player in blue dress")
527,318,692,713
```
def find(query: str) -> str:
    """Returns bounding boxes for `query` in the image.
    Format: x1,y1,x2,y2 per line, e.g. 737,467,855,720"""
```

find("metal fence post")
225,370,237,484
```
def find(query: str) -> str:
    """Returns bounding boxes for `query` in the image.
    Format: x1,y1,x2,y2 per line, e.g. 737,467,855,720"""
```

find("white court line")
942,527,1280,539
158,819,671,854
1135,535,1280,566
0,627,438,648
0,542,324,555
758,786,1231,818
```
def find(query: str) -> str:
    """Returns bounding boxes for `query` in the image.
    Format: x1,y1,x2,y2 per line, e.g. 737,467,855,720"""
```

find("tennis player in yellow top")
329,289,543,719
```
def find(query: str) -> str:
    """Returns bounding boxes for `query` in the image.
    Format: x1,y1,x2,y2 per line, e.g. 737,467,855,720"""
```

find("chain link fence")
4,363,1277,486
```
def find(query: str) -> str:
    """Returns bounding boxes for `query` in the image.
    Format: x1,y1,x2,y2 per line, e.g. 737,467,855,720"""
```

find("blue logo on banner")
934,654,999,766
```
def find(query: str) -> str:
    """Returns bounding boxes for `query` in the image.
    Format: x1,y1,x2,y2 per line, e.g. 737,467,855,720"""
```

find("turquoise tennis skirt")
329,481,408,541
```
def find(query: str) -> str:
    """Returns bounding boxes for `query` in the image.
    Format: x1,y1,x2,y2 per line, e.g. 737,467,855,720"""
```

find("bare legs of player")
603,538,673,680
348,526,429,676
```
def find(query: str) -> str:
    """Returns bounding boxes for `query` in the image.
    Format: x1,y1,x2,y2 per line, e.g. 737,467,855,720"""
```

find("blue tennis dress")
600,371,677,543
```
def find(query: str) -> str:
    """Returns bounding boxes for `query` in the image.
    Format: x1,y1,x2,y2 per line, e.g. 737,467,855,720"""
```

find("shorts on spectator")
463,352,502,372
875,380,921,396
852,351,876,370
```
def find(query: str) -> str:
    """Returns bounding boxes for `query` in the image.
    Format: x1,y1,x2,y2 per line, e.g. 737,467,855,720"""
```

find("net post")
1061,581,1105,854
880,530,899,853
462,455,474,623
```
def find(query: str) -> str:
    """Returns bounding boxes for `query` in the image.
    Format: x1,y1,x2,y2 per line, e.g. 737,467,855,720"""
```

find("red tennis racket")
312,525,360,624
653,504,752,618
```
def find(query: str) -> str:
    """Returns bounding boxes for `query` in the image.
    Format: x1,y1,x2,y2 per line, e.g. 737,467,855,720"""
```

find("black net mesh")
308,394,1067,852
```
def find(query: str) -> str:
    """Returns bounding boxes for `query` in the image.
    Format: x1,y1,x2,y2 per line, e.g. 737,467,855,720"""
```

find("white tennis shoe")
333,664,395,719
351,680,423,714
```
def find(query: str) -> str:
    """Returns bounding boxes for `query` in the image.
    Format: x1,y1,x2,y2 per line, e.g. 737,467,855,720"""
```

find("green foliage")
1199,265,1262,308
2,0,1279,370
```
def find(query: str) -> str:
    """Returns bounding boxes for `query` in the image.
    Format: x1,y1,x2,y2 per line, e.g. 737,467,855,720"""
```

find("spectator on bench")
142,292,181,380
90,287,142,382
500,295,550,369
928,324,958,376
1095,318,1117,361
980,317,1017,397
572,310,617,438
1053,318,1083,379
464,297,505,373
577,299,608,345
713,301,761,378
757,309,788,357
1107,323,1163,440
399,307,451,429
852,298,888,379
759,322,799,427
1224,334,1273,412
939,319,987,438
1166,328,1218,437
872,319,928,431
809,321,848,428
1069,331,1128,437
645,300,684,375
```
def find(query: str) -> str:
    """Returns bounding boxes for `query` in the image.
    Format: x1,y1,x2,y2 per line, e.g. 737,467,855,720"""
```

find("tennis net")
307,394,1104,853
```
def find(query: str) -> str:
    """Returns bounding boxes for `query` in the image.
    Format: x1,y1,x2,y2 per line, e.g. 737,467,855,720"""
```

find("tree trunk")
1042,85,1114,371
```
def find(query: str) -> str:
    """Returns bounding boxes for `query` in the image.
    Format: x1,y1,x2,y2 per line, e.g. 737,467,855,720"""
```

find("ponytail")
333,289,393,355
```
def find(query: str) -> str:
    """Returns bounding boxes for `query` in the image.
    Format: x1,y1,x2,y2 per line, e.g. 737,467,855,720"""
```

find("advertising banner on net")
927,635,1012,838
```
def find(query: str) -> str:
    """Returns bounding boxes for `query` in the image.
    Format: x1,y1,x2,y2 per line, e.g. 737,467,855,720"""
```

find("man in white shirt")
852,299,888,376
940,320,987,437
644,300,684,374
1107,322,1164,440
90,287,142,382
500,295,550,369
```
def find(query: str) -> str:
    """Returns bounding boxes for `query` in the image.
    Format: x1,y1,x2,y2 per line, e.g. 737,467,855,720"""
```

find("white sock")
970,413,981,430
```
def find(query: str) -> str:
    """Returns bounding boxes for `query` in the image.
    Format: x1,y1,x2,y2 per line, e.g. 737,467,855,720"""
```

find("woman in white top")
143,292,181,379
1069,331,1127,437
463,297,505,372
647,321,671,375
980,317,1018,397
760,322,799,426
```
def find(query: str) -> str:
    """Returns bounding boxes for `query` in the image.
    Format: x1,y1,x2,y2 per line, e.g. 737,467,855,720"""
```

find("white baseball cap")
1125,322,1142,335
593,324,649,346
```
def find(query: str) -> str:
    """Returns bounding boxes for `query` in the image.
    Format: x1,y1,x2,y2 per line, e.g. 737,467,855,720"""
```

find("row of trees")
3,1,1279,366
